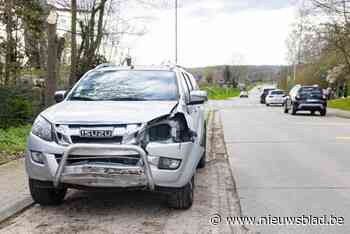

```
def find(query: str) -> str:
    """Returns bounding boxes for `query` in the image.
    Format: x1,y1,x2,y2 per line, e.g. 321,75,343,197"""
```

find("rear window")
263,89,274,94
271,91,284,95
299,87,322,94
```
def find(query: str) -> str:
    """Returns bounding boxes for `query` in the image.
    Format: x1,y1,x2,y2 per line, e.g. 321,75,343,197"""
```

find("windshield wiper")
70,96,96,101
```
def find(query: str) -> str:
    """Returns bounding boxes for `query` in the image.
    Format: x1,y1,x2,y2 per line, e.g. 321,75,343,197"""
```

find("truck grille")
55,153,141,166
70,136,123,144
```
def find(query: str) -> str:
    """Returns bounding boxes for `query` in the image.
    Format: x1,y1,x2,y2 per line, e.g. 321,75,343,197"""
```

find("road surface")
220,87,350,233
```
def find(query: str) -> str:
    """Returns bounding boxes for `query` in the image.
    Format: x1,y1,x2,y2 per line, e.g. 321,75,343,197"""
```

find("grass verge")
0,125,31,165
201,86,240,100
328,98,350,112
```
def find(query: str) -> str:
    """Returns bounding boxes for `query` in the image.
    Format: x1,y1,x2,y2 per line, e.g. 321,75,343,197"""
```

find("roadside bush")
0,86,34,128
201,85,240,100
0,125,31,155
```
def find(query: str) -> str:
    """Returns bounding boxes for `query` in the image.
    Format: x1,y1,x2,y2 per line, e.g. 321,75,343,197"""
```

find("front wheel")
320,109,327,116
197,124,207,169
167,177,194,209
29,179,67,206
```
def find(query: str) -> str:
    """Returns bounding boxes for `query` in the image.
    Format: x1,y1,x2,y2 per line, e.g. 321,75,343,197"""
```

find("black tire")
167,177,194,209
197,124,207,169
320,109,327,116
311,110,315,115
29,179,67,206
266,103,270,107
291,104,297,115
284,105,289,114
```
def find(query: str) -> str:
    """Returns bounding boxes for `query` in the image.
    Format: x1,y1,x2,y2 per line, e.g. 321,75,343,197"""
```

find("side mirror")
189,90,208,105
54,90,66,103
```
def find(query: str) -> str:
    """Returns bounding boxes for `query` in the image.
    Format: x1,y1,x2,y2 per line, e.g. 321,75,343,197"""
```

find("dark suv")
260,88,275,104
284,85,327,116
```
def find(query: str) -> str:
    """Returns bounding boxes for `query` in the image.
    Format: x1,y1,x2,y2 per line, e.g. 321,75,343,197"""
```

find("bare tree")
310,0,350,71
69,0,77,87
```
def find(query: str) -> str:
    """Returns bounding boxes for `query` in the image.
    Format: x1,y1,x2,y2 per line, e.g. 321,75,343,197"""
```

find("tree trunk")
4,0,14,86
46,20,58,107
69,0,78,87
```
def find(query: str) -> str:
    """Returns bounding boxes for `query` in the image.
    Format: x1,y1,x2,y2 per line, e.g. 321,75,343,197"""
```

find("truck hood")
41,101,178,124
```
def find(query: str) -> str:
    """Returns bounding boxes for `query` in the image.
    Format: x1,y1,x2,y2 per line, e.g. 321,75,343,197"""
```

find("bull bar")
53,144,155,190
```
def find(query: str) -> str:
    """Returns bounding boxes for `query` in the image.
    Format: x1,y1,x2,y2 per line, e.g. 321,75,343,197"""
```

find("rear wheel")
284,103,289,113
29,179,67,206
320,109,327,116
266,103,270,106
311,110,315,115
167,177,194,209
291,104,297,115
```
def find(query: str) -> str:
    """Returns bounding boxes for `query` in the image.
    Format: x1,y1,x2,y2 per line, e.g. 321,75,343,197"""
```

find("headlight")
32,116,53,141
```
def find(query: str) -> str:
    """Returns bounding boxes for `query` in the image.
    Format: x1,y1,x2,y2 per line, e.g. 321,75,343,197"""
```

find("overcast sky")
124,0,296,67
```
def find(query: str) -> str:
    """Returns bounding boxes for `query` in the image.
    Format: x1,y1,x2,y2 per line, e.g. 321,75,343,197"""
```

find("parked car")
26,65,208,209
240,91,249,98
265,89,286,106
284,85,327,116
260,88,275,104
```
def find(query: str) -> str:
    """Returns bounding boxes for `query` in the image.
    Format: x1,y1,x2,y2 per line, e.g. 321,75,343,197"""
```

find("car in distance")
265,89,286,106
240,90,249,98
260,88,275,104
26,65,208,209
284,85,327,116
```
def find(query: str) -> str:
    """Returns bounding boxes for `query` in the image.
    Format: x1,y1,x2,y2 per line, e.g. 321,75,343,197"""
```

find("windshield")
68,70,178,101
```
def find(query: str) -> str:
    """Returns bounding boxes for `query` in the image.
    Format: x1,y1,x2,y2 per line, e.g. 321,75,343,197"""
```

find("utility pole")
175,0,178,64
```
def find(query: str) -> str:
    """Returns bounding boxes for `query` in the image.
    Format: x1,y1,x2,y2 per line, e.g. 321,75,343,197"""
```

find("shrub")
0,86,34,128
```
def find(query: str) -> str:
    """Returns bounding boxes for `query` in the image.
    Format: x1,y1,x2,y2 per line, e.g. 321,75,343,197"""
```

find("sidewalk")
328,108,350,119
0,159,33,223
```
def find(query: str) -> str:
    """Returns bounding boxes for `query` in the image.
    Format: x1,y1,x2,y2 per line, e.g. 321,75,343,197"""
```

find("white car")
25,65,207,209
240,91,249,98
265,89,286,106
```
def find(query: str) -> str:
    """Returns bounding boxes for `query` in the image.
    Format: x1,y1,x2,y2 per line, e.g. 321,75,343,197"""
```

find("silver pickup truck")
26,65,207,209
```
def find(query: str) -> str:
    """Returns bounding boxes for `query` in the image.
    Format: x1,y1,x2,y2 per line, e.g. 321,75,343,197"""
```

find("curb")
328,108,350,119
0,196,34,223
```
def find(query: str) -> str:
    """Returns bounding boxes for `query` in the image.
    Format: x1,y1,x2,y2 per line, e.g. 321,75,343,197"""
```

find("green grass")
0,125,31,164
328,98,350,112
201,86,240,100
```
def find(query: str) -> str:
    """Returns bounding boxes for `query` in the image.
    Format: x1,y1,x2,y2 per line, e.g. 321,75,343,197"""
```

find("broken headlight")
138,116,193,146
148,123,172,142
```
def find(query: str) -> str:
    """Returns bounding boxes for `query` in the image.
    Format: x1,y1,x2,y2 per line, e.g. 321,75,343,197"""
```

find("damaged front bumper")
26,133,202,190
53,144,154,189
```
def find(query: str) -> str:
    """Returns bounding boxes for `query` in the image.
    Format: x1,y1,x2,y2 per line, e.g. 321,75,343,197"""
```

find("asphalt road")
219,87,350,233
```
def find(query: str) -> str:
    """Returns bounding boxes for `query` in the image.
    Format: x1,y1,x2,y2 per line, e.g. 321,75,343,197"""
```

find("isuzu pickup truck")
26,65,207,209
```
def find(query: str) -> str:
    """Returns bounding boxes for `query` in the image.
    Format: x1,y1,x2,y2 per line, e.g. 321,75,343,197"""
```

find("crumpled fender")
169,100,196,133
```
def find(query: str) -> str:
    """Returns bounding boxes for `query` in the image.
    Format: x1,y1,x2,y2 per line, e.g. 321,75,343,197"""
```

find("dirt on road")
0,111,247,234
